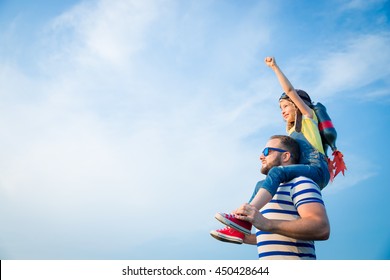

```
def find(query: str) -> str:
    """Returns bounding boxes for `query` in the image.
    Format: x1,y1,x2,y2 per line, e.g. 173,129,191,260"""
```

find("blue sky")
0,0,389,260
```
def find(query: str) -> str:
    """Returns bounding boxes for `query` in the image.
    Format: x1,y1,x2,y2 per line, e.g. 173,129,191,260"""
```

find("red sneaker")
215,212,252,235
210,227,244,244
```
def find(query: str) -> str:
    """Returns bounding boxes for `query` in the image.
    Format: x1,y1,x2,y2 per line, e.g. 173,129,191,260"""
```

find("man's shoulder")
285,176,320,189
284,176,323,205
287,176,313,183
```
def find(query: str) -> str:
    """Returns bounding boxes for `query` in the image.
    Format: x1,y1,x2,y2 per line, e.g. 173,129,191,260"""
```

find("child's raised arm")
265,57,313,118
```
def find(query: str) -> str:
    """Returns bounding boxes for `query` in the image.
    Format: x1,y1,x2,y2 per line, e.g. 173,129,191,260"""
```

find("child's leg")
248,179,264,203
247,179,271,211
248,188,273,211
262,164,321,194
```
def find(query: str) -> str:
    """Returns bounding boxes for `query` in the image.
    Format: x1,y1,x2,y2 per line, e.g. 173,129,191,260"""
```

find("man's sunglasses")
262,147,289,157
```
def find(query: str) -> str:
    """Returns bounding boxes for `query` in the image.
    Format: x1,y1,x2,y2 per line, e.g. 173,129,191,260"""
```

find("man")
235,135,330,259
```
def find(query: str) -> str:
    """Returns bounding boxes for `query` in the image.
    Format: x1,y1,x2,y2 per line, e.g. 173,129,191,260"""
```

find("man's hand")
235,203,271,231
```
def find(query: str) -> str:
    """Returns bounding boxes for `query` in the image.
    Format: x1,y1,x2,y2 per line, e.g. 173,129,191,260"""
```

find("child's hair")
279,89,313,132
269,135,300,164
279,89,314,109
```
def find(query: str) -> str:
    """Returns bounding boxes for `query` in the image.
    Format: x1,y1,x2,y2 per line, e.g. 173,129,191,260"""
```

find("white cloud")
47,0,165,67
313,32,390,97
0,0,274,258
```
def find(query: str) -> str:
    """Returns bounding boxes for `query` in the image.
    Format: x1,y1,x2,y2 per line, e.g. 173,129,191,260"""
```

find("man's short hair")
269,135,300,164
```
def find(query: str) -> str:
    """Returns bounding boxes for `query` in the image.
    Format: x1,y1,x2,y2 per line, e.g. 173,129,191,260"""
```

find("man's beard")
261,156,283,175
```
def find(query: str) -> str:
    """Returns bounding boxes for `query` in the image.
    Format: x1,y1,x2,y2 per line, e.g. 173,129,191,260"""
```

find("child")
210,57,332,244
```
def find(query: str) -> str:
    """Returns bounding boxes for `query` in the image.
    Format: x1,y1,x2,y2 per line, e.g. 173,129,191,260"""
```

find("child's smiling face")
279,99,296,123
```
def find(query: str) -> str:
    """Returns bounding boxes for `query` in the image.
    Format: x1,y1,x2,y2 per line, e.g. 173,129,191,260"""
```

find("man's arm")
235,202,330,241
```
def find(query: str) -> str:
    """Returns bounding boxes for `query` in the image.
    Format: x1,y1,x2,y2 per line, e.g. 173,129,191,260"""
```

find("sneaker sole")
210,230,243,244
215,213,251,235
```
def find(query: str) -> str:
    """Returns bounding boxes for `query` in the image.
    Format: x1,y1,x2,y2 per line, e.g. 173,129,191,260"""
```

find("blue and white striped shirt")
256,176,324,260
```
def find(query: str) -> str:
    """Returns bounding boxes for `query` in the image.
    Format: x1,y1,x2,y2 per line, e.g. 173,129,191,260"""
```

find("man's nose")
259,154,265,160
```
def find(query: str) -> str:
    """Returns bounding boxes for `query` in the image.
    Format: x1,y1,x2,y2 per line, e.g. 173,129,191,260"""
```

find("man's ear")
282,152,291,163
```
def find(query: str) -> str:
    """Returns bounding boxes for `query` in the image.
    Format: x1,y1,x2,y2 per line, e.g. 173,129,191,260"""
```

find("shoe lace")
218,226,239,234
218,226,231,232
226,213,236,219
